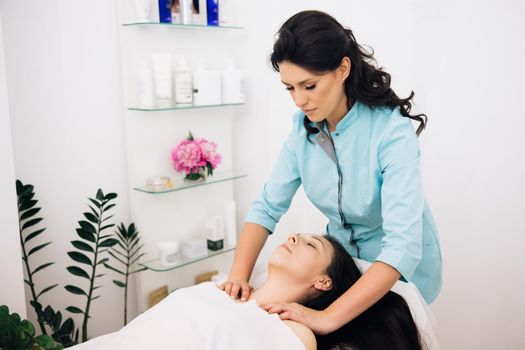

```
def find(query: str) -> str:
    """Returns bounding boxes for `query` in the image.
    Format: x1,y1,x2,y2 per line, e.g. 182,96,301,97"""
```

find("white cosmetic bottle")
138,62,154,108
180,0,193,25
151,53,172,108
224,200,237,247
133,0,151,22
218,0,234,27
192,63,222,106
174,56,193,105
221,61,244,104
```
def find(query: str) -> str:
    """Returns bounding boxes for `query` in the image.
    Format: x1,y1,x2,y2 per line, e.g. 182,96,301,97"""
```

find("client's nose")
288,233,298,245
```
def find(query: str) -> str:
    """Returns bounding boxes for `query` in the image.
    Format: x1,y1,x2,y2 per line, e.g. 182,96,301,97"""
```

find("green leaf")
19,199,38,211
108,251,126,265
67,266,90,279
88,197,101,208
105,192,118,200
44,305,54,320
104,263,125,275
67,251,92,265
22,217,43,230
20,207,41,220
65,306,83,314
71,240,94,252
97,257,109,265
20,319,35,336
28,242,52,257
24,228,46,243
83,212,98,224
52,311,62,330
88,205,100,218
91,295,101,301
99,238,118,247
78,220,96,233
35,334,55,348
65,285,87,296
37,284,58,298
32,262,54,275
95,273,105,278
113,280,126,288
76,228,95,242
96,189,104,201
57,317,73,335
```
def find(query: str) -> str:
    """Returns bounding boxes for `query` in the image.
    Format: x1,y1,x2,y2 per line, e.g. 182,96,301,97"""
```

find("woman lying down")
81,234,427,350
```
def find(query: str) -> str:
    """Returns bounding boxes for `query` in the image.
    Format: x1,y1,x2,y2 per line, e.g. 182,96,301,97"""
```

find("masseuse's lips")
280,243,291,253
303,108,317,114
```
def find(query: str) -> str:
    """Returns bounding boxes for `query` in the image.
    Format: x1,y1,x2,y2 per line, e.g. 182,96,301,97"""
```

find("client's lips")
280,244,291,253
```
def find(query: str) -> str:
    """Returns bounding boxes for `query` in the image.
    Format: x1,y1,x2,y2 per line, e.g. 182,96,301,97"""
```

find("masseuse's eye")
305,85,316,90
285,86,293,91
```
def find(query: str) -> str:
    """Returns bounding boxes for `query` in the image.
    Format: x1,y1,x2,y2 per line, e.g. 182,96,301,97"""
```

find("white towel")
90,282,305,350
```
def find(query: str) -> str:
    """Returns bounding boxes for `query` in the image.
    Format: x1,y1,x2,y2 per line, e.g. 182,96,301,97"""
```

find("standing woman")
221,10,443,335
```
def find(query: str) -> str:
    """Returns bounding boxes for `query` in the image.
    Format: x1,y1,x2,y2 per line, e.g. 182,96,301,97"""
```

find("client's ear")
314,276,333,291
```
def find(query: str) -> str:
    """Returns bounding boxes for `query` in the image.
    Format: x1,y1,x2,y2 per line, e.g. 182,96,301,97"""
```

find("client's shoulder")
282,320,316,350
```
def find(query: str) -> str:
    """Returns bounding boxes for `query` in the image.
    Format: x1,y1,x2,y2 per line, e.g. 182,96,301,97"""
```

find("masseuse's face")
279,59,350,124
270,233,334,285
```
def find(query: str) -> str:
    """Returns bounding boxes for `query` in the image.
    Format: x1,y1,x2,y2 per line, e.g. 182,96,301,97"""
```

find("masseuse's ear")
314,276,333,291
339,57,351,83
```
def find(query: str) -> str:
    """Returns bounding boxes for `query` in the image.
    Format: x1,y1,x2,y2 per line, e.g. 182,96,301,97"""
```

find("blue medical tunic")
245,100,443,303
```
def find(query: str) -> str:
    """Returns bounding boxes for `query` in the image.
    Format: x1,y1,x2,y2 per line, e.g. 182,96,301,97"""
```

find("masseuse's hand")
218,278,253,301
260,302,334,335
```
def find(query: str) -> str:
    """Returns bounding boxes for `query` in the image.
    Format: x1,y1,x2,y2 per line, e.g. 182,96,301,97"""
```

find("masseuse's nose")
288,233,299,245
292,90,308,109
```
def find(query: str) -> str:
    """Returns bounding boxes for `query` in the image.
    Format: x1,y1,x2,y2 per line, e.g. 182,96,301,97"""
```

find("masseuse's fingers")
240,283,252,301
260,302,332,335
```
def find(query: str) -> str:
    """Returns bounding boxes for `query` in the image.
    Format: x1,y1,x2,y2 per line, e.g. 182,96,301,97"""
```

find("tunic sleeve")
375,111,424,281
244,114,302,234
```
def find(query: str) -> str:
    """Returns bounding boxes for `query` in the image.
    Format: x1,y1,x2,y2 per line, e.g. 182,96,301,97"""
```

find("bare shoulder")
282,320,317,350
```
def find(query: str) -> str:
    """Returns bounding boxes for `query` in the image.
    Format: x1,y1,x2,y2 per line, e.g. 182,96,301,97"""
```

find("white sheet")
71,282,304,350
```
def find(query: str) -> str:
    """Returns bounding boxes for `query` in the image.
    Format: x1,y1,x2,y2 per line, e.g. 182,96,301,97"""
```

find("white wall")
0,0,133,338
2,0,525,348
0,9,27,319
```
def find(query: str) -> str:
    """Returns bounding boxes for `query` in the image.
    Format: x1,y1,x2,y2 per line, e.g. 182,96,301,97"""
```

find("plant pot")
184,168,207,182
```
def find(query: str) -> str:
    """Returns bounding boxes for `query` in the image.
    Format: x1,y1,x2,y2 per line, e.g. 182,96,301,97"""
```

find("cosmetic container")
174,56,193,105
180,0,193,25
138,62,154,109
192,63,222,106
224,200,237,246
171,0,181,24
221,62,244,104
158,241,180,266
206,0,218,26
158,0,172,23
218,0,234,27
145,176,173,192
206,216,224,251
134,0,151,22
152,53,172,107
182,238,208,258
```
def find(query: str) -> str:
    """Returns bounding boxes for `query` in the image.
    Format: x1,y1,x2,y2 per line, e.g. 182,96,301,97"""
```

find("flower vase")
184,168,207,183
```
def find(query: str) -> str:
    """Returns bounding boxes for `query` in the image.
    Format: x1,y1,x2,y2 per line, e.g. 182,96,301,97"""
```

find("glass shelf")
133,172,247,194
122,22,243,30
128,102,244,112
139,245,236,272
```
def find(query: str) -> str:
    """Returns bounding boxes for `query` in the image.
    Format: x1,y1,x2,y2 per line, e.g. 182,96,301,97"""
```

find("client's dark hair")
305,235,425,350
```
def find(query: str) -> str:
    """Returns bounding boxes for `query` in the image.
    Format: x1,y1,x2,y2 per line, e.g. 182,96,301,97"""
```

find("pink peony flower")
171,140,206,175
196,139,222,169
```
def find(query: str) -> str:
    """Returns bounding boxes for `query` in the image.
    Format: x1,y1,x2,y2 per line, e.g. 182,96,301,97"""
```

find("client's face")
269,233,334,285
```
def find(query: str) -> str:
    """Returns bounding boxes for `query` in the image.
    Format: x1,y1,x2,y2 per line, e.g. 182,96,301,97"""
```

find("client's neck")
249,272,314,305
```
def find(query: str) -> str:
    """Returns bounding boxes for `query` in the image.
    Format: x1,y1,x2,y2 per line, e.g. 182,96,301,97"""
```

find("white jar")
174,56,193,105
158,241,180,266
221,63,244,104
192,63,222,106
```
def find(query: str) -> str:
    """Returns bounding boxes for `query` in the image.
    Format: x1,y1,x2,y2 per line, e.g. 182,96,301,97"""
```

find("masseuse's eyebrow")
281,78,316,85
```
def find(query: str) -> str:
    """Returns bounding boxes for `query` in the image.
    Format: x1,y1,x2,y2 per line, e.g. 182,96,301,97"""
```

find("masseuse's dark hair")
306,235,426,350
270,10,428,140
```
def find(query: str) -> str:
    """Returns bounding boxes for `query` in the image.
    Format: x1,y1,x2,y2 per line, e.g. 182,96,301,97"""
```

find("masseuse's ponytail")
270,10,428,141
306,235,426,350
